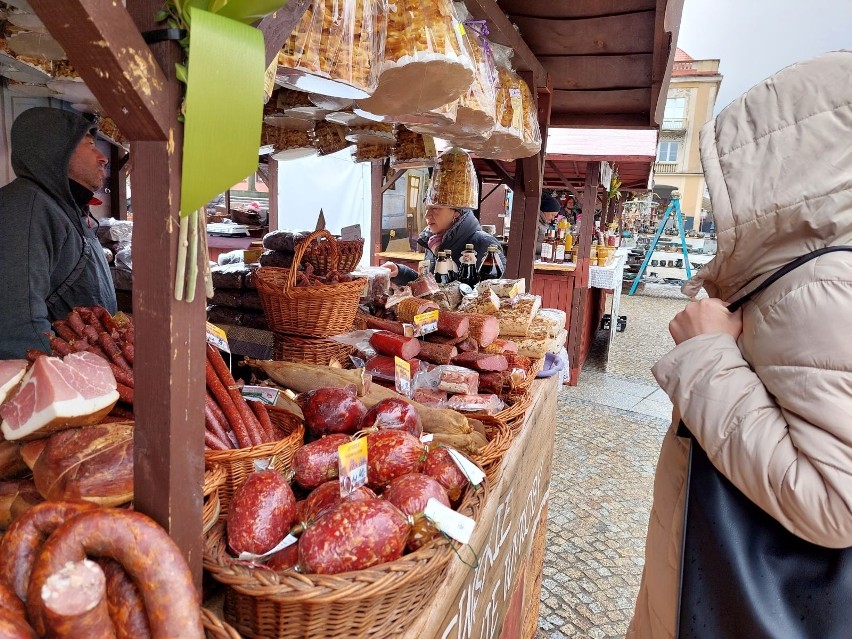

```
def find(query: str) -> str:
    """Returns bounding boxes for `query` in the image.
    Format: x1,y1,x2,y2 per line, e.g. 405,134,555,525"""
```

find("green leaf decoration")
174,62,188,84
180,8,265,216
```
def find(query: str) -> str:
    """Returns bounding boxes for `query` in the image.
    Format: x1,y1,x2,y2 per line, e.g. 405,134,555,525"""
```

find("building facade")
654,49,722,231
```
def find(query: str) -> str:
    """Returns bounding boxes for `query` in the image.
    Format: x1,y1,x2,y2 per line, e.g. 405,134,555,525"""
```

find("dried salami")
227,470,296,556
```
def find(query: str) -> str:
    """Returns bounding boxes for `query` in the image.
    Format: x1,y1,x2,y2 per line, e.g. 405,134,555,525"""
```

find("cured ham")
0,352,118,441
0,360,28,405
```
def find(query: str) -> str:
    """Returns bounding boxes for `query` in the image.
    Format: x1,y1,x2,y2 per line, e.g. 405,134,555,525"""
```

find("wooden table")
401,376,559,639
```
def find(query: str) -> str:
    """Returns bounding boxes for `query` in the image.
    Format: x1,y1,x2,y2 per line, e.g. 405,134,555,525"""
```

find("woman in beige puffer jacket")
628,50,852,638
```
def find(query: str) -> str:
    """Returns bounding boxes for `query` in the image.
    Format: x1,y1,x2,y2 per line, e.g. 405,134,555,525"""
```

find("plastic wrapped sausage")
365,430,426,490
369,331,422,361
298,387,368,439
292,434,351,490
423,446,470,503
383,473,450,550
227,470,297,556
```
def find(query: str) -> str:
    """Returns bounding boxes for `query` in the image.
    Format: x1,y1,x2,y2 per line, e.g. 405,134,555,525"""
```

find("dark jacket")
393,211,504,285
0,108,117,359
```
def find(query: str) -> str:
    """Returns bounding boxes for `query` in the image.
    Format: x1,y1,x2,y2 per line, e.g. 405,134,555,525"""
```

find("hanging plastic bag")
424,146,479,209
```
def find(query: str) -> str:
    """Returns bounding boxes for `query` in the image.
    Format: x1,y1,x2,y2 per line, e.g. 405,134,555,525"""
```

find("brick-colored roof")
674,48,693,62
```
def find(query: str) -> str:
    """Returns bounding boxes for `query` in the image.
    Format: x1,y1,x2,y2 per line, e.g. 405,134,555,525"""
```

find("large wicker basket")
203,477,488,639
203,464,227,535
255,230,366,338
204,405,305,515
468,413,514,480
300,236,364,276
273,333,353,366
202,608,243,639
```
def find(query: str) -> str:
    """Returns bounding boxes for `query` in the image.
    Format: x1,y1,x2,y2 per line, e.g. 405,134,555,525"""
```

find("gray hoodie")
0,107,117,358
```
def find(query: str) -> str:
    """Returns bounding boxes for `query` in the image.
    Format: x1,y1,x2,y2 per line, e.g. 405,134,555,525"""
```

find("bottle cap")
465,243,474,250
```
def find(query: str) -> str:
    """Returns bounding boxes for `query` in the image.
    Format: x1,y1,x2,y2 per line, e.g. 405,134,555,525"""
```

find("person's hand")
668,298,743,345
380,261,399,278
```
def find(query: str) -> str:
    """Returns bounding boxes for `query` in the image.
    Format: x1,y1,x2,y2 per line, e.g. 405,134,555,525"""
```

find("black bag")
677,247,852,639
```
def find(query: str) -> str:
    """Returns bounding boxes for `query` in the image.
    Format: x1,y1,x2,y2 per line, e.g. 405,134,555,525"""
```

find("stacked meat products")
207,263,269,331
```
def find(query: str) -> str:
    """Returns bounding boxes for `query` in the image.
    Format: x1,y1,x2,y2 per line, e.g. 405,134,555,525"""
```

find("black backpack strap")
728,246,852,312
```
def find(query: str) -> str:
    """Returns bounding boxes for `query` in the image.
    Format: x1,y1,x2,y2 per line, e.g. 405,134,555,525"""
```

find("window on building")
657,141,680,163
663,97,687,129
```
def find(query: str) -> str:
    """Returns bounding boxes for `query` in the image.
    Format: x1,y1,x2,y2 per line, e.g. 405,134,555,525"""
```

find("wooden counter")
401,376,558,639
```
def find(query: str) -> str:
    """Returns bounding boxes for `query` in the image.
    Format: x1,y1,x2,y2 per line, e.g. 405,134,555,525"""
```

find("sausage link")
204,430,229,450
66,310,87,337
26,348,46,362
93,306,119,334
75,307,101,330
84,324,101,345
0,580,26,620
98,332,132,372
0,500,99,601
122,326,135,345
52,320,79,343
108,362,134,389
116,383,134,405
49,336,74,357
41,559,116,639
27,509,204,639
101,560,152,639
249,399,276,443
0,609,37,639
205,355,251,448
121,341,135,366
108,404,134,420
204,393,232,445
207,345,265,446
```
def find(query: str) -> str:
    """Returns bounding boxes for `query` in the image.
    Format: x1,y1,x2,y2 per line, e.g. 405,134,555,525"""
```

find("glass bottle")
458,243,480,287
446,251,458,282
554,228,566,264
434,251,452,285
564,223,574,253
540,229,554,263
477,245,504,281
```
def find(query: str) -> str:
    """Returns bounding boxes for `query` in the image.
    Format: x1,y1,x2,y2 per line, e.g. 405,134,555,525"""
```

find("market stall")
0,0,684,637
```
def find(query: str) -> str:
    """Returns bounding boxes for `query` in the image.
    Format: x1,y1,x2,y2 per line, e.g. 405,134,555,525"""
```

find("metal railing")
654,163,679,174
661,117,688,130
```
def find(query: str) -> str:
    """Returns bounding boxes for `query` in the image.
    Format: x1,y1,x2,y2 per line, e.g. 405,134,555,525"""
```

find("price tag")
395,356,412,397
420,433,434,444
237,533,298,562
253,458,273,472
340,224,362,241
423,135,437,158
241,385,280,405
413,310,439,337
423,498,476,545
206,322,230,353
509,87,523,131
338,438,368,497
263,60,277,104
456,21,466,37
446,448,485,487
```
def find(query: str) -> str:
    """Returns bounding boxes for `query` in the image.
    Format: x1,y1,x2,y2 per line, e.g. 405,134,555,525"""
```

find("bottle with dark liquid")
458,243,480,288
434,251,453,285
478,245,504,281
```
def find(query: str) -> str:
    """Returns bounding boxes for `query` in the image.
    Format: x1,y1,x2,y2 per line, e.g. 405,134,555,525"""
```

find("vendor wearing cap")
537,193,561,255
382,147,504,285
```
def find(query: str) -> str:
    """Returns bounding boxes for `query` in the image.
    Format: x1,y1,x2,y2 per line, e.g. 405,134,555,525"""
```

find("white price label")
420,433,434,444
237,533,298,562
253,458,273,472
424,498,476,545
206,321,230,353
242,385,280,405
446,448,485,487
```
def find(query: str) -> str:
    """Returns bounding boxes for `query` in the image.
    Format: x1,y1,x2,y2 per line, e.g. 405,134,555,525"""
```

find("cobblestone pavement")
537,294,685,638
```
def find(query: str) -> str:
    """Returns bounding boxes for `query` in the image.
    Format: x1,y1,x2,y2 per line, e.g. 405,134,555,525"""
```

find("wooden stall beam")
480,182,501,205
29,0,170,141
381,169,406,194
567,161,601,386
267,159,279,231
483,159,514,188
109,145,128,220
370,161,384,261
126,0,205,587
464,0,547,88
258,0,312,67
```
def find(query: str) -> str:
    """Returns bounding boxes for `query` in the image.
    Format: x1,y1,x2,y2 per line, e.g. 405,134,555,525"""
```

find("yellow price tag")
206,321,230,353
395,356,412,397
456,21,466,37
338,438,368,496
413,309,439,337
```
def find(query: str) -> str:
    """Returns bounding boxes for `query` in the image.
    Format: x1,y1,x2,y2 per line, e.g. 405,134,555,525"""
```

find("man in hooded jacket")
628,50,852,638
0,107,117,359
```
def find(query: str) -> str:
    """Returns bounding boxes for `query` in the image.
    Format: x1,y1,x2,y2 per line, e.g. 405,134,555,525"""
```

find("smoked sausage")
0,500,98,601
0,609,36,639
0,579,26,620
41,559,116,639
27,509,204,639
227,470,296,556
101,560,152,639
292,434,350,490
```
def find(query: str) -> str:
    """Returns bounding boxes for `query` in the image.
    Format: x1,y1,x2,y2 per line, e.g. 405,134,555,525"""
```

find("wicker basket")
255,230,366,338
204,477,488,639
203,464,227,535
273,333,353,366
202,608,243,639
300,236,364,275
493,391,533,423
468,414,514,479
204,405,305,516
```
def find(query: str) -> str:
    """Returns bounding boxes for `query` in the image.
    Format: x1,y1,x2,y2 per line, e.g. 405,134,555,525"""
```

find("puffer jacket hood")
683,50,852,300
11,107,97,214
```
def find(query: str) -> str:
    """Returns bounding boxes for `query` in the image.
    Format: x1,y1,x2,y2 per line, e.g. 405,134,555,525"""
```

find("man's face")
68,133,107,192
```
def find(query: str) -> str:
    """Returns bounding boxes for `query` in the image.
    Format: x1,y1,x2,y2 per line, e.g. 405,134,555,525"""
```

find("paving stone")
539,295,678,638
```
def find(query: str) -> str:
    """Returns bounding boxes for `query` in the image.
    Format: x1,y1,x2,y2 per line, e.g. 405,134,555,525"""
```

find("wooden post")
109,145,128,220
267,159,279,231
370,161,384,263
126,0,206,587
566,162,601,385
